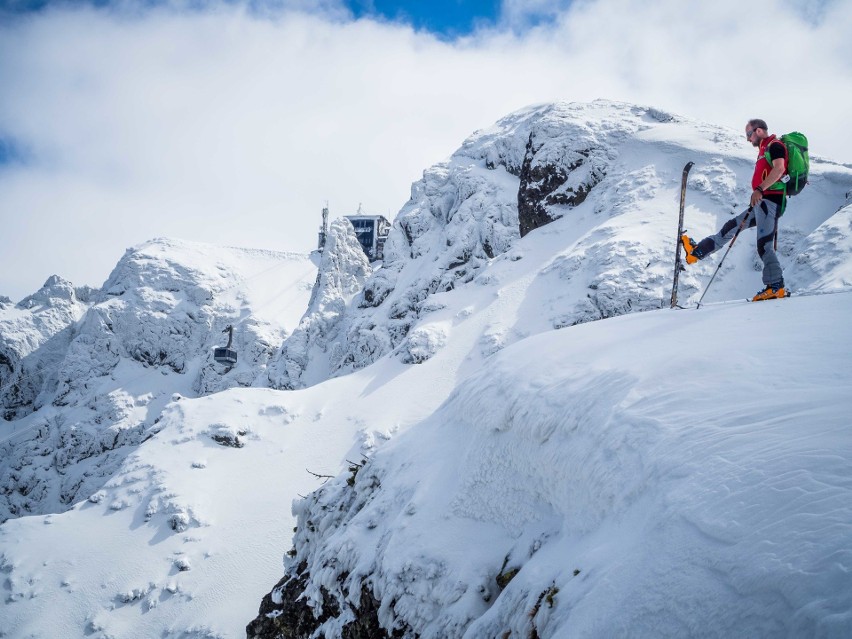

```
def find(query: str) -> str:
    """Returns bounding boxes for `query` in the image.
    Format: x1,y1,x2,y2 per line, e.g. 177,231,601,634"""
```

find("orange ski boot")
681,234,701,265
752,283,787,302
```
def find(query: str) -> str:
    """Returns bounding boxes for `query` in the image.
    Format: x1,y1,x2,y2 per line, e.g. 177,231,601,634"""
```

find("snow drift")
250,292,852,639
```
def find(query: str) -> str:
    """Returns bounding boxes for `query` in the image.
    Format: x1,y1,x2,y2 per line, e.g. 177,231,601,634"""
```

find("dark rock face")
246,570,411,639
518,133,604,237
245,567,334,639
247,460,418,639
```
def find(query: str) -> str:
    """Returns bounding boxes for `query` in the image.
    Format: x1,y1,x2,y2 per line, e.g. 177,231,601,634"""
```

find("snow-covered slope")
1,101,852,639
0,238,316,522
250,292,852,639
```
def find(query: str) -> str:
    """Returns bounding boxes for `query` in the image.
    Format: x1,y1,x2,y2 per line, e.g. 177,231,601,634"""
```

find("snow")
0,238,316,522
267,218,372,390
2,100,852,638
272,291,852,639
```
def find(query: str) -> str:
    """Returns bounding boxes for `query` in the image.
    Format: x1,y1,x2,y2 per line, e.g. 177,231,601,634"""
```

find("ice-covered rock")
15,275,81,310
0,275,91,421
267,218,371,389
0,238,315,522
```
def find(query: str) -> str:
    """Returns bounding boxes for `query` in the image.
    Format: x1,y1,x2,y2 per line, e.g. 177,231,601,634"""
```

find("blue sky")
0,139,16,165
346,0,502,36
1,0,507,35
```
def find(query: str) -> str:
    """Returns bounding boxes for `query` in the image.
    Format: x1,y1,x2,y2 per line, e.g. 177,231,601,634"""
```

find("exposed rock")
518,134,603,237
247,579,410,639
247,462,417,639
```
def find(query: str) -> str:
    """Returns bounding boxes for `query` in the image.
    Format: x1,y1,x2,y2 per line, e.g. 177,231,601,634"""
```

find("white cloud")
1,0,850,301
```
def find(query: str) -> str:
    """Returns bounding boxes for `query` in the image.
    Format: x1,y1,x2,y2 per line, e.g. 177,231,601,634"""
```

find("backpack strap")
763,138,789,194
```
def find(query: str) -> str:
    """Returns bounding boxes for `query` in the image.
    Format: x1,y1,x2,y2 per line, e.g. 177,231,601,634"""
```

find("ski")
670,161,695,308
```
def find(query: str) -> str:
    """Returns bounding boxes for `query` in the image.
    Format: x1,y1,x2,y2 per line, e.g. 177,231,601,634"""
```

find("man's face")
745,125,762,148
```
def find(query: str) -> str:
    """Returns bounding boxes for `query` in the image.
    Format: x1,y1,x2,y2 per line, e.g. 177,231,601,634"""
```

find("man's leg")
755,200,783,286
686,208,756,261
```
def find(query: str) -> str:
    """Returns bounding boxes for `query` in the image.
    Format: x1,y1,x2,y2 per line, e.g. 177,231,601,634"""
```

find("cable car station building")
317,206,391,262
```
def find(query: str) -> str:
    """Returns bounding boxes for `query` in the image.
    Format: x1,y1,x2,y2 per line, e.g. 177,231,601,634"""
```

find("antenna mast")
318,202,329,250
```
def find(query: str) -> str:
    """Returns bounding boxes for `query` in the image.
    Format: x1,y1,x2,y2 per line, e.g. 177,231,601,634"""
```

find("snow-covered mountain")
0,275,94,422
249,293,852,639
269,101,852,389
1,101,852,639
0,238,316,522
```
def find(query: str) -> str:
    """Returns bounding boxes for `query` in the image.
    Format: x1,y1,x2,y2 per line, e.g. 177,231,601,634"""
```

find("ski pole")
695,207,752,309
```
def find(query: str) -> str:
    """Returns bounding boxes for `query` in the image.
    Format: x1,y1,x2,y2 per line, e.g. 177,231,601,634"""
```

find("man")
681,119,788,301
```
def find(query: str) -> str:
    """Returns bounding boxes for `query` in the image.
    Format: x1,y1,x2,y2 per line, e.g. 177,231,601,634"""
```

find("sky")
0,0,851,302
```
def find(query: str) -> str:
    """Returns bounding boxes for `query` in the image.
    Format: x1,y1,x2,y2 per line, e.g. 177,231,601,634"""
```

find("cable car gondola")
214,325,237,365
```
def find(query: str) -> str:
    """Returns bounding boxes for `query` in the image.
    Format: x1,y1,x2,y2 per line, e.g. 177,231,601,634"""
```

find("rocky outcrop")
328,143,520,376
267,218,371,390
297,102,637,380
518,134,603,237
246,570,408,639
247,461,417,639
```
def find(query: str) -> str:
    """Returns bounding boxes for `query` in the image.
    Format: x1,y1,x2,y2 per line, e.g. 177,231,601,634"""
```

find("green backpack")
766,132,809,197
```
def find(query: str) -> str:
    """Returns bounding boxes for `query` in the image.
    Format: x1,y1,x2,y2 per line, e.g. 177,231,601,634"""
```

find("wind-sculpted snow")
251,293,852,639
267,218,371,389
0,238,315,522
786,201,852,291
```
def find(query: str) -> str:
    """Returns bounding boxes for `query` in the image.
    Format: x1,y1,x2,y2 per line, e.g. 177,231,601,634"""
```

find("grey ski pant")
701,200,783,286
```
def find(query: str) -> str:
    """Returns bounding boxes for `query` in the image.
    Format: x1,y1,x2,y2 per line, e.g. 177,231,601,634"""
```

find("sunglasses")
745,128,757,140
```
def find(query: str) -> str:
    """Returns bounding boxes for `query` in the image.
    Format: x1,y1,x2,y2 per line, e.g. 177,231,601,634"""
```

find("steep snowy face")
0,275,91,421
316,102,629,377
268,218,371,390
249,293,852,639
0,238,315,522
